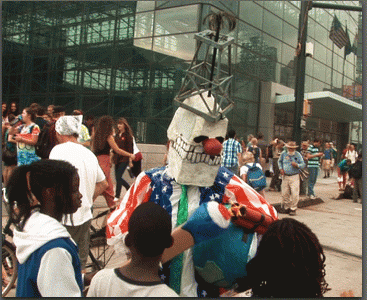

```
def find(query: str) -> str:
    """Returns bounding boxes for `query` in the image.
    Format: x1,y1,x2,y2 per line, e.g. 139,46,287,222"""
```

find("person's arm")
107,135,135,160
14,133,38,145
7,132,17,144
93,179,108,201
293,152,305,169
237,152,243,166
163,153,168,166
306,151,323,159
37,248,82,297
14,125,39,145
278,152,285,175
241,173,248,183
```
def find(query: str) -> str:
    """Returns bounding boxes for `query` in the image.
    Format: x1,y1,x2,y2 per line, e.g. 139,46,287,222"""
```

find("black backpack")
348,160,362,179
35,124,53,159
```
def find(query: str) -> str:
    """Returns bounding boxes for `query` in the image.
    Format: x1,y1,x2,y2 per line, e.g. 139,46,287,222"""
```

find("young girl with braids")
6,159,84,297
92,116,135,209
235,218,329,297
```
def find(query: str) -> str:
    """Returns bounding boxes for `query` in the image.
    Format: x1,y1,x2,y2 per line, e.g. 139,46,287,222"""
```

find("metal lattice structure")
174,30,235,123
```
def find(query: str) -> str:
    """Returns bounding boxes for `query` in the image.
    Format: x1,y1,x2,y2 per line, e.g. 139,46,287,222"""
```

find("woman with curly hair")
236,218,329,297
92,116,135,209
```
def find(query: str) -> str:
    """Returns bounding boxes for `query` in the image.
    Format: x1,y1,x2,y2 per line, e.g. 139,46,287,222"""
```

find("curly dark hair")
6,159,78,230
92,115,115,154
246,218,329,298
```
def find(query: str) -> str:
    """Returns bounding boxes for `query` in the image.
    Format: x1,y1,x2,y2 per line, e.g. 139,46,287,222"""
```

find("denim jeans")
308,167,319,196
115,161,130,198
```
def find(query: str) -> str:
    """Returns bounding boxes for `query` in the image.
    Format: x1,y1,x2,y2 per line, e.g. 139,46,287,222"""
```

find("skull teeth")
172,137,221,165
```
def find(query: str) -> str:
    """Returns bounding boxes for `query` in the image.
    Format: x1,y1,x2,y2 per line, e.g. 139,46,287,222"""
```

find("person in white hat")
278,141,306,216
49,115,108,271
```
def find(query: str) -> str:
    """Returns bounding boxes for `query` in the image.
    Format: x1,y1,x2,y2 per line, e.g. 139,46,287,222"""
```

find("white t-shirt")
87,268,179,297
345,150,358,164
49,142,105,226
240,162,262,176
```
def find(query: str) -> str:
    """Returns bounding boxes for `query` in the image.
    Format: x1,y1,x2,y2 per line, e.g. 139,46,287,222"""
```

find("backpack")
35,124,53,159
248,147,260,163
348,160,362,179
246,163,266,192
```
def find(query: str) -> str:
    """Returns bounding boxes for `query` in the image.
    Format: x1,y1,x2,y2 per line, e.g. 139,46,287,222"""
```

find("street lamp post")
292,1,310,146
292,1,362,146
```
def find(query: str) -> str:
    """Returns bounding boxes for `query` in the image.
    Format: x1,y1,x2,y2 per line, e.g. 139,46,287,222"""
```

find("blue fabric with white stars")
199,167,234,205
145,166,174,218
149,166,234,297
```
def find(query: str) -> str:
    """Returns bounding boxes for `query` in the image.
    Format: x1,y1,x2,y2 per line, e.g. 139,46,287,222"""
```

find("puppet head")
167,92,228,186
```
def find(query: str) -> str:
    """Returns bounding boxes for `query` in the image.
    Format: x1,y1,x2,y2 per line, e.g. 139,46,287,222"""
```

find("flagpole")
341,20,347,92
331,42,334,90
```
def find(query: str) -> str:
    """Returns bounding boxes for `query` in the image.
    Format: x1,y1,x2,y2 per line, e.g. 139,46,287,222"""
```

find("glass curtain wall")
2,1,362,144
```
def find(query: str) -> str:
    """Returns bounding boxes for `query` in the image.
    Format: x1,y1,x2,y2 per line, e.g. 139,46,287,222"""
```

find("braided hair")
246,218,329,298
6,159,78,230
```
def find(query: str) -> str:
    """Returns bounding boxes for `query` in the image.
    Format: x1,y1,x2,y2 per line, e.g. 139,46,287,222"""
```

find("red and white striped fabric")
106,166,277,247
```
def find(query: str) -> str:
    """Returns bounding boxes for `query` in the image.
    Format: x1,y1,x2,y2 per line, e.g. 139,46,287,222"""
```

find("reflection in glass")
263,10,283,40
134,37,153,51
135,12,154,38
153,33,195,61
155,5,199,36
239,1,263,29
281,43,295,67
282,22,297,47
313,60,326,82
314,42,327,65
283,2,299,27
136,1,155,13
263,1,284,18
306,57,314,77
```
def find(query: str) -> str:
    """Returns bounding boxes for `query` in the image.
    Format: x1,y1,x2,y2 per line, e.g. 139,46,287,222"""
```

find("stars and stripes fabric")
329,15,349,49
106,165,278,296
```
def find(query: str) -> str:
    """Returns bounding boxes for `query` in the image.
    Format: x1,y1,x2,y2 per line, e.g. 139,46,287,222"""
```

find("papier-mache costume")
107,16,278,297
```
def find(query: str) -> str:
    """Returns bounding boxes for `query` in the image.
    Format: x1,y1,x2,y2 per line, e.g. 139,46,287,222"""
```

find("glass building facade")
2,1,362,147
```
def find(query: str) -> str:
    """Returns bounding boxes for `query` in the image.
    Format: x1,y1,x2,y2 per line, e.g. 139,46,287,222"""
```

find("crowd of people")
220,131,363,214
1,101,360,297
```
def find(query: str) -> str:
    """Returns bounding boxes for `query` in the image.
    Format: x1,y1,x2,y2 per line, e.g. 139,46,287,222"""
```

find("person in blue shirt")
322,142,332,178
337,158,352,191
278,141,305,216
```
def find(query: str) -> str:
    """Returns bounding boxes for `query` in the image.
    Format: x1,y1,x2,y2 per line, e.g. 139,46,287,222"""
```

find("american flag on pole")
329,16,349,49
352,29,359,55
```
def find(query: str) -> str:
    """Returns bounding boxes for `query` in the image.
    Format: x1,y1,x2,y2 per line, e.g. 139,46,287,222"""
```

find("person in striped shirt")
306,139,323,199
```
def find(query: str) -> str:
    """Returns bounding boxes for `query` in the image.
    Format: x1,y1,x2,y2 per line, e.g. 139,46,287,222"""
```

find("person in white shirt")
87,202,178,297
345,143,358,164
49,115,108,270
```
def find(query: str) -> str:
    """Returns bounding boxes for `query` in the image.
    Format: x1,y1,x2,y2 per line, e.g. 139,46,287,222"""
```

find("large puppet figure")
107,14,277,297
107,93,278,297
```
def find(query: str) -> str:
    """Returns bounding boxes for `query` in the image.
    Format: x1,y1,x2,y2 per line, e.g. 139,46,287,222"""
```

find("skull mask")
167,93,228,187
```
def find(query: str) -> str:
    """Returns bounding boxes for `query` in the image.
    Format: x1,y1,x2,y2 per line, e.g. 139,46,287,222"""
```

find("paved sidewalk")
264,170,341,209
